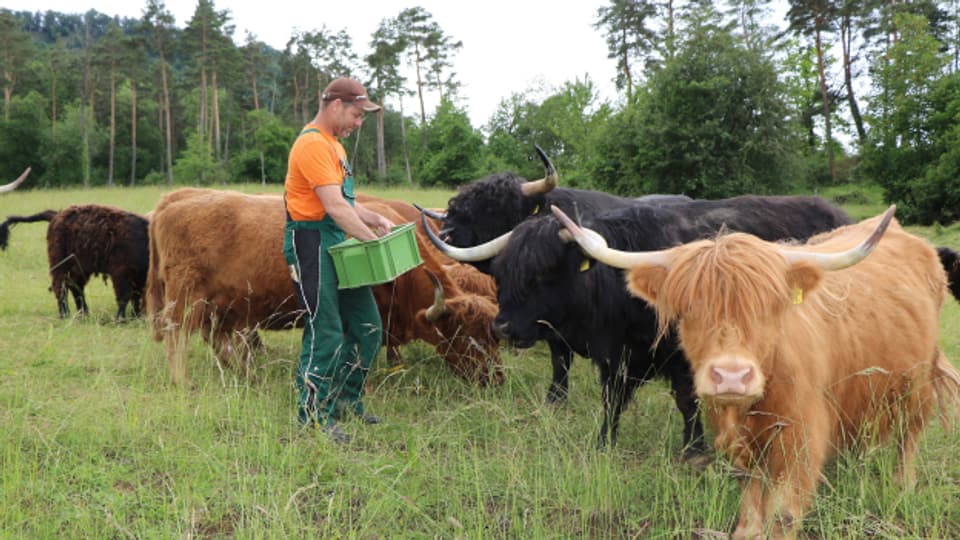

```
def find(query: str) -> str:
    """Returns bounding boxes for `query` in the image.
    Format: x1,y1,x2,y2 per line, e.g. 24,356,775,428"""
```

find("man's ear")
626,265,669,304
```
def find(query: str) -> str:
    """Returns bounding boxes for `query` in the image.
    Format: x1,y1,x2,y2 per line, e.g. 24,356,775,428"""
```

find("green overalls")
283,129,382,427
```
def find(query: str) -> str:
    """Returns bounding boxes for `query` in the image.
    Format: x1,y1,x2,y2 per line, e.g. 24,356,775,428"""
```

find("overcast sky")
4,0,622,129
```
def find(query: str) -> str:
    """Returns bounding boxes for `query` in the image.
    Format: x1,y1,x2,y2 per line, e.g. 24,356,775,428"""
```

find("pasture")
1,184,959,538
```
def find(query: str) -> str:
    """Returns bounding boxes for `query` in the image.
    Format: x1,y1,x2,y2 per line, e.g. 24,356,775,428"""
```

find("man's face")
332,101,366,137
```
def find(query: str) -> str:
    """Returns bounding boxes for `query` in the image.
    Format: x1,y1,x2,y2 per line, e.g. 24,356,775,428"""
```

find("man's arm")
314,185,393,241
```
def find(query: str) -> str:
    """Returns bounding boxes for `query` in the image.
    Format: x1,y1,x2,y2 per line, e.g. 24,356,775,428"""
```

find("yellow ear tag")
791,287,804,305
580,258,591,272
532,204,540,215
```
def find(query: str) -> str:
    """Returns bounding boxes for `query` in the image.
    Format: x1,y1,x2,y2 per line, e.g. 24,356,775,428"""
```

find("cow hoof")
682,448,714,471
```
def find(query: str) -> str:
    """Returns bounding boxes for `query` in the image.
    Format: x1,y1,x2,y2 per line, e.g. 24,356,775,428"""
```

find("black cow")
938,247,960,301
426,195,853,458
0,205,149,319
424,146,690,404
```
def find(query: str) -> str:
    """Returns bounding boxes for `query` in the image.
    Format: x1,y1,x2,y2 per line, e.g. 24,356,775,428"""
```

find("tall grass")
1,185,958,538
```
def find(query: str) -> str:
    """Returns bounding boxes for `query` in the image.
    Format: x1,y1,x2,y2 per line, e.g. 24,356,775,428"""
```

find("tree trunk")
400,95,412,184
815,24,835,183
160,51,174,186
415,45,428,150
841,15,866,145
130,82,137,186
376,107,386,177
213,70,221,162
50,75,57,134
108,65,116,187
251,69,260,112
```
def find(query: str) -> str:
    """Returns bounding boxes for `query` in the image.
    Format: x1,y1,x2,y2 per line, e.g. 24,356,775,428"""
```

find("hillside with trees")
0,0,957,223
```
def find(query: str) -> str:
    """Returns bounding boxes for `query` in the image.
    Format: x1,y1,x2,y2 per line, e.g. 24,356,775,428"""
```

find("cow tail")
146,219,165,342
0,209,57,250
932,349,960,430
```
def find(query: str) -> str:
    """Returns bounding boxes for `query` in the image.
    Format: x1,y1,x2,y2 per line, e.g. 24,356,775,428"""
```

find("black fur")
489,195,853,454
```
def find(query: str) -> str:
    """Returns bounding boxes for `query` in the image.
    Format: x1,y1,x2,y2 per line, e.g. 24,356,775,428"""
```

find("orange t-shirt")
284,125,348,221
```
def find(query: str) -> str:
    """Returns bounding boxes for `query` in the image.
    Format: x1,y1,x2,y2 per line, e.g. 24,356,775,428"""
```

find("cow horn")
519,145,558,196
414,203,446,221
424,269,449,322
779,205,896,271
421,212,511,262
0,167,31,194
551,205,671,269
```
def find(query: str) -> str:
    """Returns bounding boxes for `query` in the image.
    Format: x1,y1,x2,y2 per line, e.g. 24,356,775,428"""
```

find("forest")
0,0,958,224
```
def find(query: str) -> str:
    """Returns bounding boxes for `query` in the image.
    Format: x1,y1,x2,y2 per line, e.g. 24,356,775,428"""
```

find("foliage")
861,13,957,224
412,99,484,188
593,4,797,198
230,109,297,184
174,131,230,185
0,90,49,182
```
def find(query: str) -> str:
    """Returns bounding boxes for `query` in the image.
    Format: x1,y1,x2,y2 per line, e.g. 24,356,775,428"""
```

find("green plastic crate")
328,223,423,289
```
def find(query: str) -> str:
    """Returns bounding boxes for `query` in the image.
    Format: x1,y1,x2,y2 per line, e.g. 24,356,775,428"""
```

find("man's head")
319,78,380,137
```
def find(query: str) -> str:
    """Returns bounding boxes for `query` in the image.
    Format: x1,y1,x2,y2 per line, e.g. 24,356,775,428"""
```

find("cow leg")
598,362,632,448
761,422,826,540
545,338,573,405
667,364,709,464
733,475,765,540
112,276,133,320
53,279,70,318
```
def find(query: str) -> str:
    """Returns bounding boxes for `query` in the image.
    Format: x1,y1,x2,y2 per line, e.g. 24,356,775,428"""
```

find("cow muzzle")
695,355,765,405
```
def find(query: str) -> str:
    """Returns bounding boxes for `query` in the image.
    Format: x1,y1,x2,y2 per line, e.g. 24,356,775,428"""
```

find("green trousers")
283,216,382,426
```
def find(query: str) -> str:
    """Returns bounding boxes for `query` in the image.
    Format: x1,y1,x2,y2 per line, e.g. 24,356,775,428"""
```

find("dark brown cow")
147,188,502,387
1,204,149,319
554,205,960,539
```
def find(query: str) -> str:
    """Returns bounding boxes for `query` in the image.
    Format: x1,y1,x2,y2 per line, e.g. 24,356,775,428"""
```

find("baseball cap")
322,77,381,112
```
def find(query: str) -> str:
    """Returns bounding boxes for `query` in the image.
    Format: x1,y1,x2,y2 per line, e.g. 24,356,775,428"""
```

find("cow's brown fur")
147,188,502,387
624,213,960,539
364,200,503,385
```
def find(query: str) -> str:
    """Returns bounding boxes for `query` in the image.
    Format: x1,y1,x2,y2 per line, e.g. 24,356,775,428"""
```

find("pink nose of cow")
710,366,754,395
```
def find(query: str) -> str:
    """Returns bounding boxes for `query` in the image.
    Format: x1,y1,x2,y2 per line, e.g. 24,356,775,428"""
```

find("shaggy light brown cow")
553,205,960,539
147,188,501,387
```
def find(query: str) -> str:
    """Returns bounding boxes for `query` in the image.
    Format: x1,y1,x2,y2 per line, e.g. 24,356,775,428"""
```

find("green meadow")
1,184,958,538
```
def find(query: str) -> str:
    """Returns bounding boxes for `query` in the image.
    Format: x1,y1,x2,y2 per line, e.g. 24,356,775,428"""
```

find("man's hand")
371,214,394,237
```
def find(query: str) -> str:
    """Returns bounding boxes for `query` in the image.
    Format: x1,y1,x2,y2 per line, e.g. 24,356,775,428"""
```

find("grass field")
1,183,959,538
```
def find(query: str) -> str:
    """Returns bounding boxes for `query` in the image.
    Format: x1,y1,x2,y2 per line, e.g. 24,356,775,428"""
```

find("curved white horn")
0,167,31,194
423,269,449,322
421,212,511,262
551,205,671,269
780,205,896,271
519,145,558,196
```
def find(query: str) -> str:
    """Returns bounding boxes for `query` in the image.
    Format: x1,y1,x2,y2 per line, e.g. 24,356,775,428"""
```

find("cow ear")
625,265,668,304
785,262,824,301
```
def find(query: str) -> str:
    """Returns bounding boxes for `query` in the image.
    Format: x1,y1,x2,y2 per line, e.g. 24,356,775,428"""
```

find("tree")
183,0,235,166
91,21,127,186
396,7,459,150
610,3,796,198
367,17,407,180
414,98,483,188
862,13,953,224
141,0,176,185
0,9,34,120
594,0,659,100
787,0,839,183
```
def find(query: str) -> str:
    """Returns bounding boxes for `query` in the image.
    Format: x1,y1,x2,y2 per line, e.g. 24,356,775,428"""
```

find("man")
283,77,394,444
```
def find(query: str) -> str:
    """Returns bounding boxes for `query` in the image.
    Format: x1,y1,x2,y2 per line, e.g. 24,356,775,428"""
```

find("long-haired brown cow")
0,203,149,319
553,205,960,539
147,188,502,387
